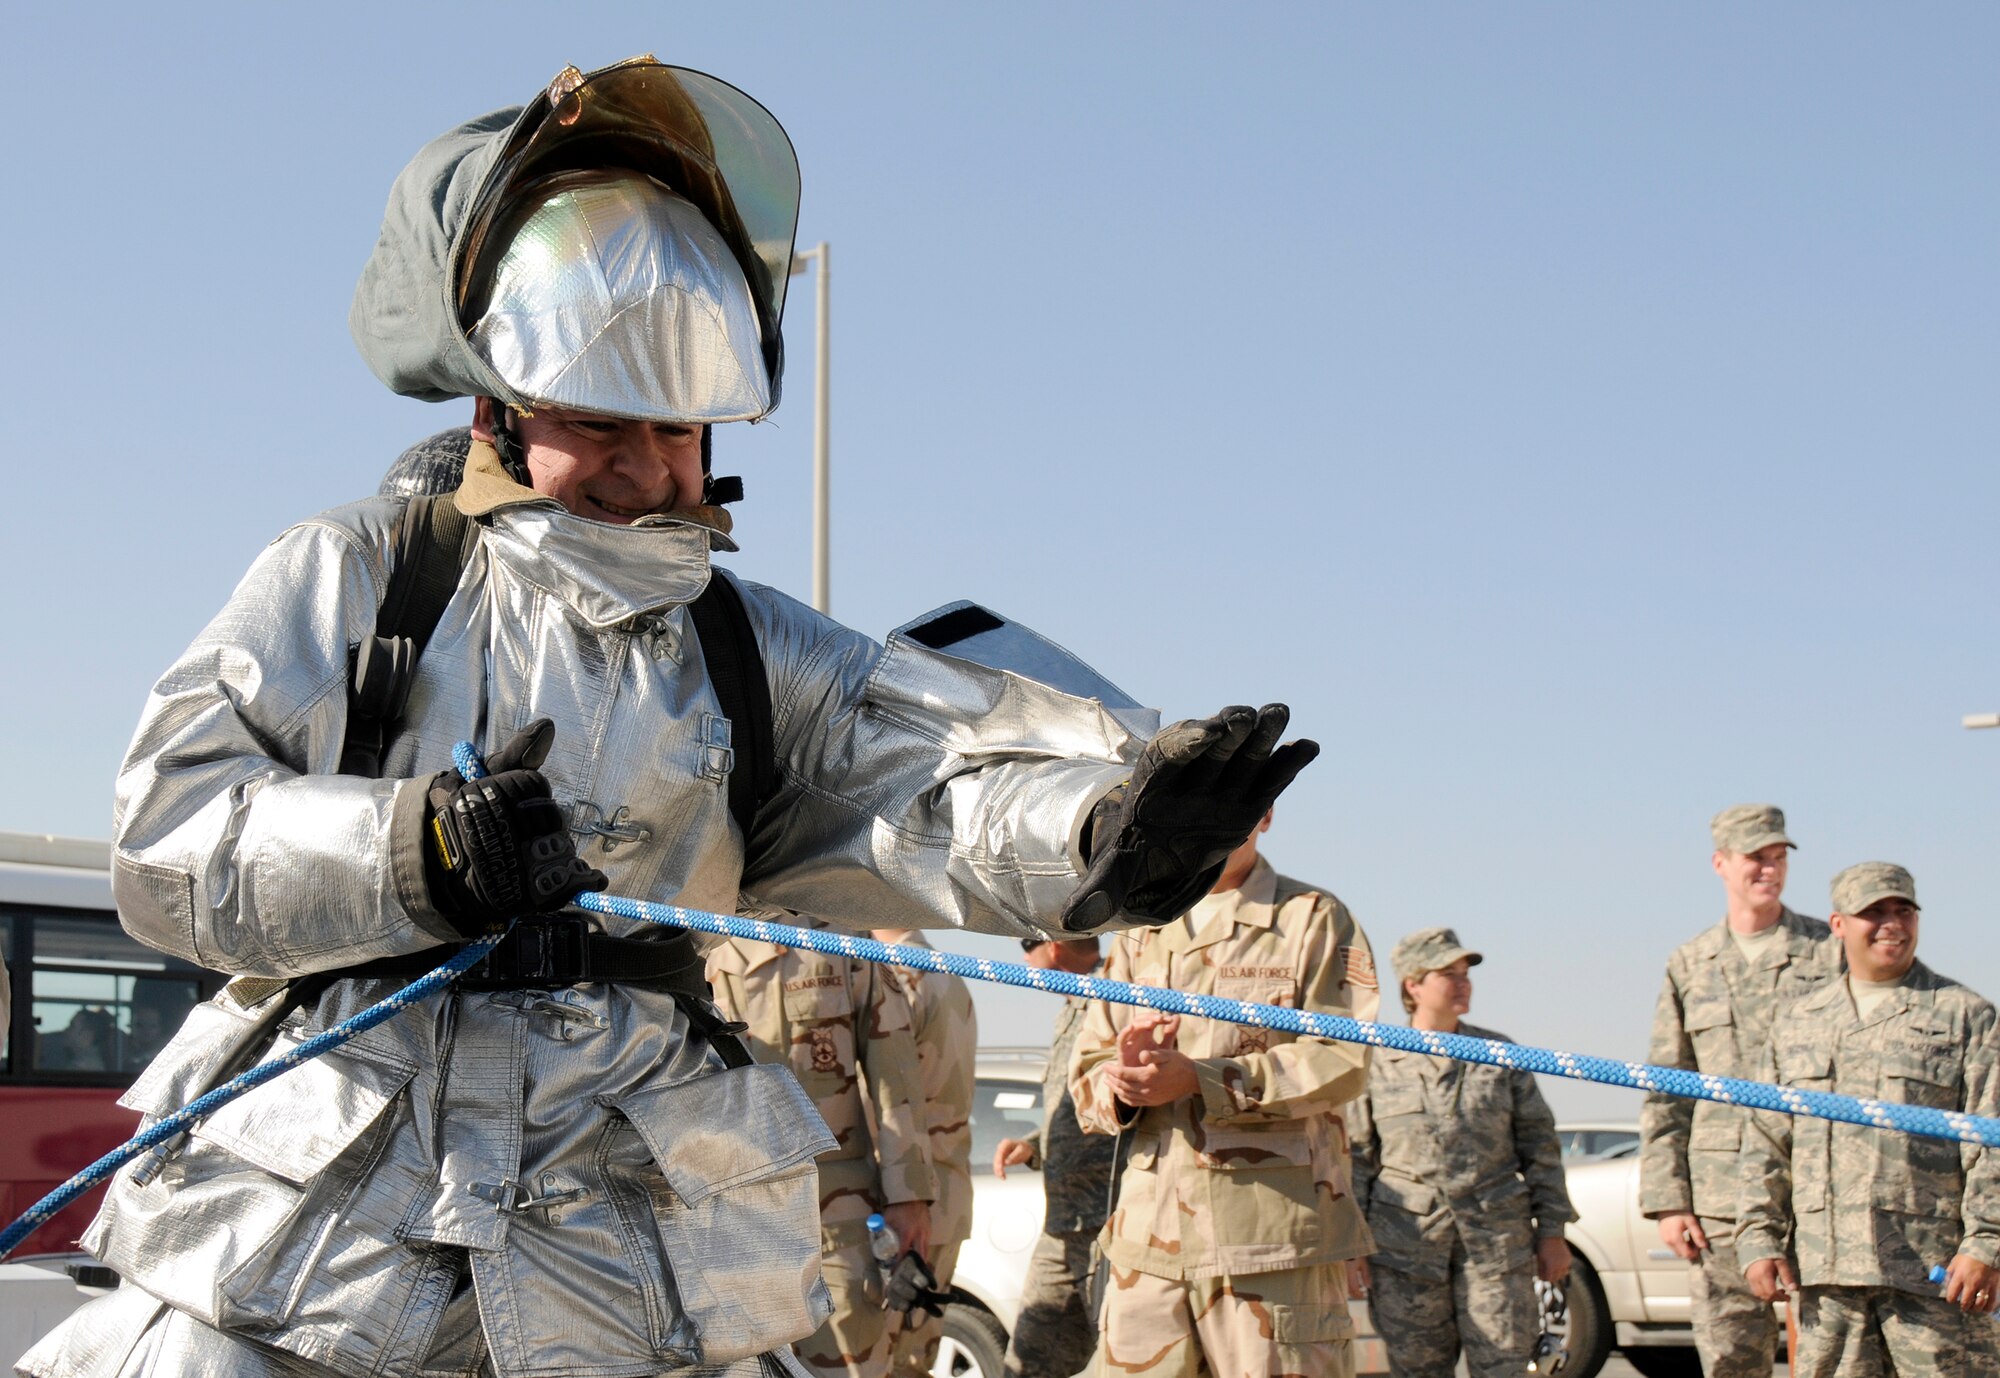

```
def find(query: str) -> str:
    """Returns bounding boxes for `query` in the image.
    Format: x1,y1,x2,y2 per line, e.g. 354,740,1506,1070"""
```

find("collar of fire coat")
449,438,742,629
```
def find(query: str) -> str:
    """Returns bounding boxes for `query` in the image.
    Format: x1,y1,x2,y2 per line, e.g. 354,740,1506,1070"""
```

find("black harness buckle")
465,916,594,988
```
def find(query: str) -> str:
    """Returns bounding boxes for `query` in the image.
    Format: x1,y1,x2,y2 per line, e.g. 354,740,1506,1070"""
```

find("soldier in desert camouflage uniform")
1350,927,1574,1378
1640,803,1840,1378
871,929,978,1377
994,935,1123,1378
1739,862,2000,1377
706,937,938,1378
1071,813,1378,1378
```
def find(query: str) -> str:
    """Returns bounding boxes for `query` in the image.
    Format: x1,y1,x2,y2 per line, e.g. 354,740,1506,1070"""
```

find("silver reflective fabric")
469,174,771,423
81,466,1146,1378
20,1286,818,1378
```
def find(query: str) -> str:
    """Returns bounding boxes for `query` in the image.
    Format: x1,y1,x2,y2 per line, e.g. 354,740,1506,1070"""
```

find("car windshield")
969,1075,1045,1175
1559,1128,1641,1161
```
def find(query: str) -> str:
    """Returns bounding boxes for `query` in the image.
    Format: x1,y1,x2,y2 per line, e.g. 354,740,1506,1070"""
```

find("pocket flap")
1778,1043,1834,1082
1885,1038,1957,1090
192,1035,416,1185
780,972,855,1022
120,991,286,1118
1690,1121,1742,1152
1195,1122,1311,1170
1684,999,1734,1033
1371,1082,1426,1118
1213,976,1297,1007
1273,1296,1355,1344
612,1063,837,1208
1372,1178,1438,1215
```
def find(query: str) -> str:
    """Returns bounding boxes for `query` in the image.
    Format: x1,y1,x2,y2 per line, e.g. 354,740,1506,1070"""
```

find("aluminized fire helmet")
467,170,770,423
352,57,800,424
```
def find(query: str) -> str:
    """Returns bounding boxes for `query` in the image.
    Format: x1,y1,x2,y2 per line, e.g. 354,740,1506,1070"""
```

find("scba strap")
342,495,477,778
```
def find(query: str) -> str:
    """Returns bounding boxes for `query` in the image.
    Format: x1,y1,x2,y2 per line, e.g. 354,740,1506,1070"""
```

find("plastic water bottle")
1930,1265,1949,1285
866,1212,901,1281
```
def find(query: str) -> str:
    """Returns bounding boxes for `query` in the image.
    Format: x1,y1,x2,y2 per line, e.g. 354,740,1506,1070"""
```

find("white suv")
949,1056,1702,1378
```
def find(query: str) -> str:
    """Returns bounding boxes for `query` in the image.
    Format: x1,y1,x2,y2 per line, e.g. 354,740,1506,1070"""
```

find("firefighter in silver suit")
20,57,1317,1378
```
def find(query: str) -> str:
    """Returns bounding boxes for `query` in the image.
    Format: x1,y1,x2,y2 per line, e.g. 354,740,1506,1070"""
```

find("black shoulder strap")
687,569,778,843
341,495,478,777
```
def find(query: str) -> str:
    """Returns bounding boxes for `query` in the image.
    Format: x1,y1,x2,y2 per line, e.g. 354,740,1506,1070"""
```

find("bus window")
25,914,206,1078
1,912,13,1069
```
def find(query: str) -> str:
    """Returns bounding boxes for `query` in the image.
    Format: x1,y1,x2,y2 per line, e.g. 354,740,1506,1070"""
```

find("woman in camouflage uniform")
1350,928,1576,1378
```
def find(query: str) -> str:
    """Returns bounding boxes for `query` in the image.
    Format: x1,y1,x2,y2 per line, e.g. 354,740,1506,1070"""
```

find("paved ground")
1597,1356,1790,1377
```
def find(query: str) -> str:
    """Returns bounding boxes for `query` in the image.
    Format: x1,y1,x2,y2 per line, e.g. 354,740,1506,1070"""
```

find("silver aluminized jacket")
67,447,1152,1378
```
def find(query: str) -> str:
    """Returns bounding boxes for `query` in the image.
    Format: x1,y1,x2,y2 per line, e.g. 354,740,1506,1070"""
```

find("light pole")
790,243,831,613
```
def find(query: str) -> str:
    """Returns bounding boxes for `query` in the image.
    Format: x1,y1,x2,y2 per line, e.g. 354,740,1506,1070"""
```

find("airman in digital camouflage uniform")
1350,927,1574,1378
1739,862,2000,1377
1639,803,1840,1378
1071,814,1379,1378
994,936,1122,1378
706,938,938,1378
870,930,977,1377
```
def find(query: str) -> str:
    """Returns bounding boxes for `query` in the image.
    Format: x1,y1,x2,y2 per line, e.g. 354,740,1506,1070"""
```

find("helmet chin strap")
490,402,532,486
702,426,745,505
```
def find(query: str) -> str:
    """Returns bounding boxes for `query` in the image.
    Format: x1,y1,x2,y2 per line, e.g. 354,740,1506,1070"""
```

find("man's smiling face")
1833,896,1920,983
477,398,707,524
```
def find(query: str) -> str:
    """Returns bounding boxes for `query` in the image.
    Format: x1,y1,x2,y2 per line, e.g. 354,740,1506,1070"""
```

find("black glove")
882,1251,947,1320
1059,703,1318,932
422,719,607,931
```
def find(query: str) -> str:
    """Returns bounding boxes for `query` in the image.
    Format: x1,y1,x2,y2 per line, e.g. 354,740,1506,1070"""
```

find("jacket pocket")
1777,1042,1833,1087
1684,998,1737,1066
608,1062,838,1366
1274,1298,1355,1345
1872,1038,1965,1214
1211,976,1298,1058
1193,1120,1312,1170
1370,1081,1426,1120
1370,1176,1438,1217
89,1033,416,1329
1689,1120,1742,1152
1883,1037,1960,1111
781,978,857,1089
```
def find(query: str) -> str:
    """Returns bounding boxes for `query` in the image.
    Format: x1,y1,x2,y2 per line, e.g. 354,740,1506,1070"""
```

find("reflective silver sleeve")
736,580,1152,939
111,509,456,976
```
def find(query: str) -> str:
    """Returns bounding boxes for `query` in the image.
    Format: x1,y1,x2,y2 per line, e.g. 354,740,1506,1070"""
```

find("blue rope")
6,735,1994,1264
576,895,2000,1151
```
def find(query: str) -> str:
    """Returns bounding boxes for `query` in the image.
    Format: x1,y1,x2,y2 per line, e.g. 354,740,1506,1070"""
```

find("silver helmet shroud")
350,56,800,423
468,171,770,422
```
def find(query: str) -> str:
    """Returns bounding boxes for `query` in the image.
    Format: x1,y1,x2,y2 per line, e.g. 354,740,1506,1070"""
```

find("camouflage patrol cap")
1710,803,1795,855
1830,861,1919,916
1390,927,1484,982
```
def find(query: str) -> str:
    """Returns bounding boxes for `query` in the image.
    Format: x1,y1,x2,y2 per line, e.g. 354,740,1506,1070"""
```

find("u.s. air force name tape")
3,736,1992,1264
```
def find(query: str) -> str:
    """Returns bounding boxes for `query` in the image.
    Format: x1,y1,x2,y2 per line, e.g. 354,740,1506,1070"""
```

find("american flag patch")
1339,945,1377,988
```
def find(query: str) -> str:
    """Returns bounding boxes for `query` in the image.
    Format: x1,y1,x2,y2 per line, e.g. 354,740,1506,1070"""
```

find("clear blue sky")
6,4,1997,1117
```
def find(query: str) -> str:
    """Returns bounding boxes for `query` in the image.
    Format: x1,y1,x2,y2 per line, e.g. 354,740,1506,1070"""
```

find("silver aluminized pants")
18,1282,818,1378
